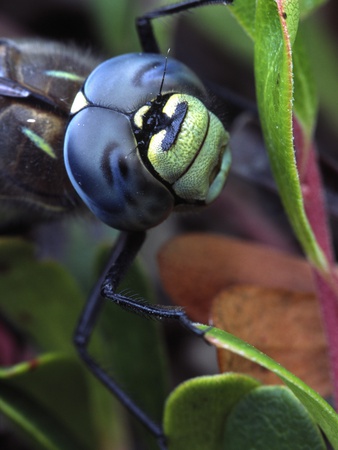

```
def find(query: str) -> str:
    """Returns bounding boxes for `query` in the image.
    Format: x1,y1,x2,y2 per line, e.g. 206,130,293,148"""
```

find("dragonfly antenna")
158,48,170,96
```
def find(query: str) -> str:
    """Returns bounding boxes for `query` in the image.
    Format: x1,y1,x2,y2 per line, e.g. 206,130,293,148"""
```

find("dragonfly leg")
136,0,234,53
74,230,204,448
74,231,168,449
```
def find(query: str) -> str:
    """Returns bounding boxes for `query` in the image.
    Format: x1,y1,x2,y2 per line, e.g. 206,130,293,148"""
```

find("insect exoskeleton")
64,53,231,231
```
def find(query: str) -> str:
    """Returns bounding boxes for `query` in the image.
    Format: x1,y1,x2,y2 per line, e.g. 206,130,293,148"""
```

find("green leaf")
164,373,325,449
0,237,83,353
0,237,120,447
223,385,326,449
229,0,256,40
201,325,338,449
228,0,327,41
254,0,326,271
229,0,300,42
0,237,168,450
226,0,328,272
0,354,95,450
163,373,260,449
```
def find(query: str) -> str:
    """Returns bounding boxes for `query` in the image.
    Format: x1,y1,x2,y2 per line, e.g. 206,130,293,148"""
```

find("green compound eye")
136,93,231,205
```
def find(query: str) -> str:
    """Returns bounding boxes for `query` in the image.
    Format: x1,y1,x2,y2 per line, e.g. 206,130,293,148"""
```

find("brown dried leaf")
158,234,314,322
212,285,331,396
158,234,331,395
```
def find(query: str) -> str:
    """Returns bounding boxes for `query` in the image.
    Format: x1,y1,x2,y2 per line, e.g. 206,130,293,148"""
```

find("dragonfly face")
65,52,231,231
0,39,230,233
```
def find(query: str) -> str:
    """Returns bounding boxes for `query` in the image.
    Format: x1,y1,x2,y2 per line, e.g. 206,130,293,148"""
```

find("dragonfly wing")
0,77,31,98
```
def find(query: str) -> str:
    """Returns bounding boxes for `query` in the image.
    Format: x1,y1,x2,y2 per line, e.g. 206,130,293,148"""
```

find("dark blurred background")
0,1,337,448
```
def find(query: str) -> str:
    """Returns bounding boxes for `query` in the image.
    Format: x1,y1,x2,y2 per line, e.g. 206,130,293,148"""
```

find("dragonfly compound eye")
64,53,231,231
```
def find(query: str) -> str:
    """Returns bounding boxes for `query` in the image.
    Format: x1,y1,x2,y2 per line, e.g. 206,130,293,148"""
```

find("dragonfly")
0,0,233,448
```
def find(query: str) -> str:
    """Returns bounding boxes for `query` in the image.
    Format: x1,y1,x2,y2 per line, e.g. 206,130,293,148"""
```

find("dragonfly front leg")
102,268,204,336
73,230,205,449
74,231,168,449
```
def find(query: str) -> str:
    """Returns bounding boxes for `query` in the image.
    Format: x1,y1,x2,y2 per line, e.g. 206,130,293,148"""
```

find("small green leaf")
223,385,326,449
163,373,260,450
201,325,338,449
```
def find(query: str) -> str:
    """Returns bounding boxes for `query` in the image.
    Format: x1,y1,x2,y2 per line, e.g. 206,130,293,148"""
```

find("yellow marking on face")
133,105,150,129
70,91,89,115
145,93,230,202
148,94,208,183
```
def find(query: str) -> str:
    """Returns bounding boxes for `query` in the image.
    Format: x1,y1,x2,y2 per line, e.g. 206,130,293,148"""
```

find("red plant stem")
294,117,338,406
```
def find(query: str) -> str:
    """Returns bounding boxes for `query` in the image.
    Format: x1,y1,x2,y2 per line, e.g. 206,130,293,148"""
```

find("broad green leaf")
163,373,260,449
201,325,338,449
254,0,326,271
0,238,84,353
0,354,95,450
229,0,256,39
226,0,327,272
0,237,119,446
227,0,326,42
226,0,324,138
164,373,325,449
230,0,301,41
223,385,325,449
